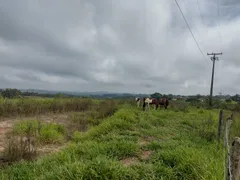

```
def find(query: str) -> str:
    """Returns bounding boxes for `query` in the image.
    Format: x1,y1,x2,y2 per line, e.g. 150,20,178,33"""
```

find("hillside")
0,104,228,179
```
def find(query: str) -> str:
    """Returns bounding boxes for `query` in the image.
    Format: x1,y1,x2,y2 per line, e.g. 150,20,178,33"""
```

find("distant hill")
2,88,238,101
19,89,150,99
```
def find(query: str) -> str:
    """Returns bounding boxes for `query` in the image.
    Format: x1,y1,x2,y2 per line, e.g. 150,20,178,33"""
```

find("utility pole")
207,52,222,107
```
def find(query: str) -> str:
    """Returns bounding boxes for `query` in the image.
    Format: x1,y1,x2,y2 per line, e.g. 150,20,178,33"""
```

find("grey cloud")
141,83,156,88
0,0,240,95
0,54,93,81
16,72,43,82
0,11,83,59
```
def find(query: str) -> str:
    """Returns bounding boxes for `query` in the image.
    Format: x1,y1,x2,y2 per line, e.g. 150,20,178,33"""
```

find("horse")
135,97,141,108
156,98,169,110
142,97,158,111
143,97,169,111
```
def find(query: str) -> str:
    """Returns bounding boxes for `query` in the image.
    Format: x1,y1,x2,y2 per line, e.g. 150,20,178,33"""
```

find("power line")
174,0,208,63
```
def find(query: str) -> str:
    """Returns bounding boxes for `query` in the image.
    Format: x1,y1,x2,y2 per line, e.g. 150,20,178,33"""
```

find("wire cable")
174,0,208,63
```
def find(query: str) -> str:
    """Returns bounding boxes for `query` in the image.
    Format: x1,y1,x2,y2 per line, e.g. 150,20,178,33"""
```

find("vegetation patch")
11,120,66,144
0,96,239,179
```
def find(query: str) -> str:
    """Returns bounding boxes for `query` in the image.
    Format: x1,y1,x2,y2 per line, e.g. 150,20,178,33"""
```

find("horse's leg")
164,104,167,110
143,101,146,111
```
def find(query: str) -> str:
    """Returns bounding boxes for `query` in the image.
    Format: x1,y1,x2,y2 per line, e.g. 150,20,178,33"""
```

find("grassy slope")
0,105,225,180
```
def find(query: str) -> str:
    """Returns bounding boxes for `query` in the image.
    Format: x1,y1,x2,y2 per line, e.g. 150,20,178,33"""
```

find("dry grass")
140,150,152,160
0,97,95,117
120,157,139,167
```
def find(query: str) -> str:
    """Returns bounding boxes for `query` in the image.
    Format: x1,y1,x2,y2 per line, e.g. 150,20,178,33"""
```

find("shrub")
96,100,118,119
12,120,66,145
38,123,65,144
2,135,37,162
68,112,89,132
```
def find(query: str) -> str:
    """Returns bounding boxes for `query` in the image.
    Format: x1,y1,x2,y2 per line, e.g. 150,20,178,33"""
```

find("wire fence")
224,115,233,180
220,111,239,180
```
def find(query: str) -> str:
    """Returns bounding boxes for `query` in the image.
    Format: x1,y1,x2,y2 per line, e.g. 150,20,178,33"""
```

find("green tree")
196,94,201,100
167,94,173,100
225,99,231,103
1,88,22,98
231,94,240,102
150,92,162,99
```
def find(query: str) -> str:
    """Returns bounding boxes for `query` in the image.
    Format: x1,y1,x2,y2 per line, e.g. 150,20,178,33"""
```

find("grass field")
0,97,239,179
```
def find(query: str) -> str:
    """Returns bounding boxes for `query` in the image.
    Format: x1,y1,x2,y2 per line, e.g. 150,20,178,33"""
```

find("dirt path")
0,120,14,151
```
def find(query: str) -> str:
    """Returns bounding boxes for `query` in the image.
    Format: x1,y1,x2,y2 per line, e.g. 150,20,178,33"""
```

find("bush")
68,112,89,132
233,103,240,112
12,120,66,145
2,135,37,162
3,121,38,163
38,123,65,144
96,100,118,118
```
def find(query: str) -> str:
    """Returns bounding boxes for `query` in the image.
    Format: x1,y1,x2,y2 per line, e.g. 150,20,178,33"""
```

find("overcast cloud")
0,0,240,95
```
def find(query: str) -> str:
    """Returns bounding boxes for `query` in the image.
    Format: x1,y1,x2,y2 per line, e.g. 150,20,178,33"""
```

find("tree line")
150,92,240,103
0,88,239,102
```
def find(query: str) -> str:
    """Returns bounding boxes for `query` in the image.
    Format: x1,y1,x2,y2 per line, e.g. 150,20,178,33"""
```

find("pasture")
0,97,239,179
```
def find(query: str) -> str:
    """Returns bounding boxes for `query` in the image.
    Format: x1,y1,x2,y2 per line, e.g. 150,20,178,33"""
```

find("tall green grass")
229,112,240,142
0,105,229,179
11,119,66,144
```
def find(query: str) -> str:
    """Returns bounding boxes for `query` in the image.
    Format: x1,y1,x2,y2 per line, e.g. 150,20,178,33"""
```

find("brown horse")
143,97,169,111
156,98,169,110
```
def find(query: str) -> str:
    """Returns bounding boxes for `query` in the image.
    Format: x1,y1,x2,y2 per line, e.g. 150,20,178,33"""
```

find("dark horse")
156,98,169,110
142,97,169,111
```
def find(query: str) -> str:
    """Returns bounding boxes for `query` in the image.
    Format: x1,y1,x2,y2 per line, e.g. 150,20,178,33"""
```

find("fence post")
225,114,233,180
218,109,224,141
225,117,231,147
231,137,240,180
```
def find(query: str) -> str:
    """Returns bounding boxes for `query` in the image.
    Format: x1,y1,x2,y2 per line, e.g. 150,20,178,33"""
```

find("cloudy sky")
0,0,240,95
